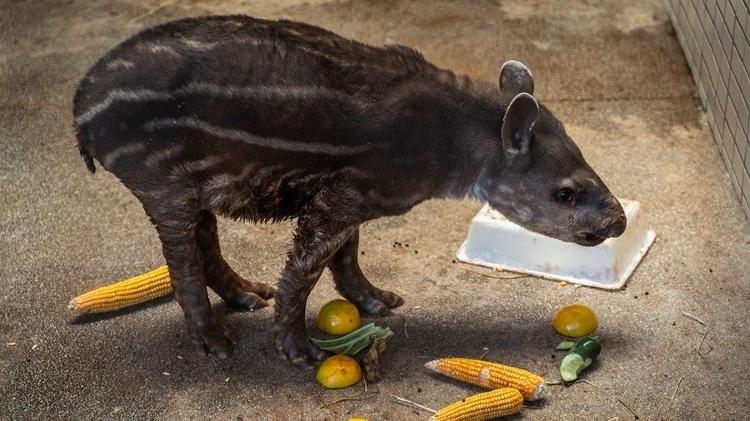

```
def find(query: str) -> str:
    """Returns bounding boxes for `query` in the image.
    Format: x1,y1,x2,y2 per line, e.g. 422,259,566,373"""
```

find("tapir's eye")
555,188,576,202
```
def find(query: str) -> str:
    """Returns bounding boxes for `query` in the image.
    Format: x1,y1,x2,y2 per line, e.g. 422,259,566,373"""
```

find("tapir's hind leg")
139,195,234,358
328,228,404,315
195,210,276,310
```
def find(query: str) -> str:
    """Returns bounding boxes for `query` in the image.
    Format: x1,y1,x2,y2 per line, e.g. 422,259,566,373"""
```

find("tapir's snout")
596,203,627,239
603,199,627,238
574,200,627,246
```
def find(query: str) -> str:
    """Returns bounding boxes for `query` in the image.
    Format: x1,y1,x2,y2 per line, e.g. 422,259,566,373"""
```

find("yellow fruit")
347,418,368,421
552,304,598,337
316,355,362,389
317,299,361,335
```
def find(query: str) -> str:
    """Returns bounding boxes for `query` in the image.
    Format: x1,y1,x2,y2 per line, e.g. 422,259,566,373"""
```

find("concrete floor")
2,0,749,419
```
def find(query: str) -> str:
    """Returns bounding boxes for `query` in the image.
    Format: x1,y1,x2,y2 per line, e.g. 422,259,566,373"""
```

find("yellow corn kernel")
430,387,523,421
424,358,544,401
69,265,173,314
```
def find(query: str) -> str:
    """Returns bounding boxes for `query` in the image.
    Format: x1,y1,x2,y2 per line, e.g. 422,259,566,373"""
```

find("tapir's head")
475,60,626,246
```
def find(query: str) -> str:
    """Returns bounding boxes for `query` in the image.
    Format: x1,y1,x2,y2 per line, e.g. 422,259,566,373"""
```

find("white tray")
456,200,655,289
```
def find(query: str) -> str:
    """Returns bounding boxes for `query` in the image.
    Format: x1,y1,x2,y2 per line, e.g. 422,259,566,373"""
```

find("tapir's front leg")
272,191,360,366
329,229,404,315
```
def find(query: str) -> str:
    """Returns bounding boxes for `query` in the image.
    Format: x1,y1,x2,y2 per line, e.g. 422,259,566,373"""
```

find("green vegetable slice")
556,340,576,351
571,336,601,360
560,353,581,381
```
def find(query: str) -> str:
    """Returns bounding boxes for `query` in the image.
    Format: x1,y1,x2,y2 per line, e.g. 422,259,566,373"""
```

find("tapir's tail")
75,126,96,173
73,77,96,174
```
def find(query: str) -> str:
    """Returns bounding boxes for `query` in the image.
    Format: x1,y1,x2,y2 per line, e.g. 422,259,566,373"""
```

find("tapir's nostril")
607,215,627,238
582,232,599,243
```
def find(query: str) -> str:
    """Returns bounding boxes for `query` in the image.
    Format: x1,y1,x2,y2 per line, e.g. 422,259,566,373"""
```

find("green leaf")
311,323,377,346
311,324,393,356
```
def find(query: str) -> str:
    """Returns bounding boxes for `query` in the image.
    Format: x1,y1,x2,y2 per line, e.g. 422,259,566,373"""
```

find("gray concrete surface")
2,0,749,419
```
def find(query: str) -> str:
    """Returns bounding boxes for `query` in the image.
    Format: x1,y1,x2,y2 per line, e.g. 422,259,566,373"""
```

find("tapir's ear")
501,93,539,155
499,60,534,98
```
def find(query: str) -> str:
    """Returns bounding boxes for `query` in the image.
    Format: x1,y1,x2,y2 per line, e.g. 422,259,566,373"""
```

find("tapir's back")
72,16,453,183
73,15,437,125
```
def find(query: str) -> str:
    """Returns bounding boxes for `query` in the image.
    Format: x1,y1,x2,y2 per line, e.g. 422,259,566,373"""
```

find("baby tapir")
73,15,626,365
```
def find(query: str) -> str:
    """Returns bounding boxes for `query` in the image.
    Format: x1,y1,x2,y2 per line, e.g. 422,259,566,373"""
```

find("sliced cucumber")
559,336,601,381
572,336,601,360
556,340,576,351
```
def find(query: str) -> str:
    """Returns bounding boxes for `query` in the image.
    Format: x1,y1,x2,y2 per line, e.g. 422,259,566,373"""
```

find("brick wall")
665,0,750,219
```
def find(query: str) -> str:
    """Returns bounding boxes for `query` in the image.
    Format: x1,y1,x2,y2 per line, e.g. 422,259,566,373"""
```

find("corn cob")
429,387,523,421
69,265,173,314
424,358,544,401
